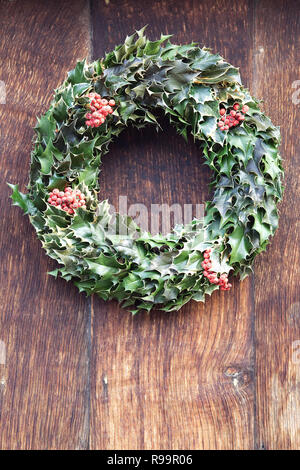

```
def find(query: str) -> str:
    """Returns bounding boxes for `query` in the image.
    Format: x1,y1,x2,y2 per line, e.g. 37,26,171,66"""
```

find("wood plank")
90,0,255,450
253,0,300,450
0,0,91,449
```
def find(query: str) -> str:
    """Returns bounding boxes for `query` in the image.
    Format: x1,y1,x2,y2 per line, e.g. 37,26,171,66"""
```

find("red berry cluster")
47,187,86,215
217,103,249,131
85,92,115,128
201,248,232,291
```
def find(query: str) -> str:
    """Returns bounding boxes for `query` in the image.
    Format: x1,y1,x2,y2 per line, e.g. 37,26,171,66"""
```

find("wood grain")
90,0,255,450
253,0,300,450
0,0,91,449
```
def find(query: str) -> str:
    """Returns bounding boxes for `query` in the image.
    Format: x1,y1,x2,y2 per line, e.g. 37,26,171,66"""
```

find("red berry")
230,110,236,117
233,103,240,110
242,105,249,113
220,108,226,116
108,99,115,106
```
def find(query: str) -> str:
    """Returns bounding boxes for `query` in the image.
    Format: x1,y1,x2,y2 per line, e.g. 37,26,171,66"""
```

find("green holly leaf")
189,84,212,103
37,139,54,175
209,250,232,274
219,154,236,177
165,60,198,92
191,49,221,71
262,197,278,230
73,82,90,97
228,225,251,263
35,113,56,144
53,98,68,122
227,131,255,155
86,253,124,277
253,209,272,243
8,183,35,215
144,36,171,55
199,116,217,138
67,60,86,85
196,62,240,84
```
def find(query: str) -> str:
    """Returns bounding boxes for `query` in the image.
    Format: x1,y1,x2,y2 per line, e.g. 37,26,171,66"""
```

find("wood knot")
224,365,253,389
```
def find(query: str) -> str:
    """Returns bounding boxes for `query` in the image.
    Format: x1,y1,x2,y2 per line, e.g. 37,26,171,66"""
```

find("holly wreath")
9,28,283,314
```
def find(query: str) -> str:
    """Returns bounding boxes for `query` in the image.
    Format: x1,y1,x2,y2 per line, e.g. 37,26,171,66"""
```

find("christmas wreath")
9,28,283,313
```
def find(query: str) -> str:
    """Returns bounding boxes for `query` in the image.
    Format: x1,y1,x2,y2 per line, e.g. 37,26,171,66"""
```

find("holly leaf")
253,210,272,243
191,50,222,71
8,183,35,215
228,225,251,263
189,85,212,103
37,139,54,175
67,60,86,84
219,154,236,177
35,113,56,144
52,98,68,122
86,254,124,277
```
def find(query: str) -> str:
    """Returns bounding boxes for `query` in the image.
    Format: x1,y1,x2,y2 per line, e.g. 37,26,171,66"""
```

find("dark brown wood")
253,0,300,450
0,0,91,449
0,0,299,450
90,0,255,450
